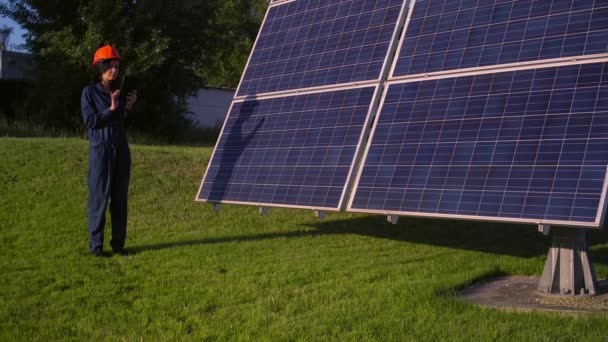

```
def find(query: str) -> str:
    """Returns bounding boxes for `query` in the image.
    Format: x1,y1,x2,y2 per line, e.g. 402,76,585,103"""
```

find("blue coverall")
81,83,131,254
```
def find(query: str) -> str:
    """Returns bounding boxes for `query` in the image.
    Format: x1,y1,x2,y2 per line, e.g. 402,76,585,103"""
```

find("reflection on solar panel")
393,0,608,77
349,62,608,226
197,86,377,209
236,0,406,97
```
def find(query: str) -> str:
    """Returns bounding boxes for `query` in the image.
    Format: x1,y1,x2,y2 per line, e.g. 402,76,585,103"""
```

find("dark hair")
96,59,119,74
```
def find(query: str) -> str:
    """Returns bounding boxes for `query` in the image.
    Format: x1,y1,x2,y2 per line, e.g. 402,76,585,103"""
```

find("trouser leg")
110,144,131,251
87,143,111,253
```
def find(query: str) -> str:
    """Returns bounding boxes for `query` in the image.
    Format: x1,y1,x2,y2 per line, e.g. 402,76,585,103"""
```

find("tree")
0,0,267,139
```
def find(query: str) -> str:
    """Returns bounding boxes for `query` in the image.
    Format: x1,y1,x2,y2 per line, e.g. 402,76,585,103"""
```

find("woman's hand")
126,90,137,111
110,89,120,111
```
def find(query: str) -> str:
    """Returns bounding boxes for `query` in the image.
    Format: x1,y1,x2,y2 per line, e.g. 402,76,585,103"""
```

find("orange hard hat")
92,45,121,66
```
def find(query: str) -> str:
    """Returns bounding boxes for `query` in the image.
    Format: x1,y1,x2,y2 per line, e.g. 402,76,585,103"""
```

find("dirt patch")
460,276,608,314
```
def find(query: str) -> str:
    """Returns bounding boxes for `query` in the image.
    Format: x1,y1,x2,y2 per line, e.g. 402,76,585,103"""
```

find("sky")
0,1,28,51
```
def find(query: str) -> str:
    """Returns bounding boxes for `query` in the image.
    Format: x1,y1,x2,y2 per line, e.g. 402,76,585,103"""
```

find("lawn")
1,137,607,340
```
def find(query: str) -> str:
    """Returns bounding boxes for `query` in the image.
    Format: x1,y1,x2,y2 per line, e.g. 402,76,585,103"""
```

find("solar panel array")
200,0,608,227
349,0,608,227
393,0,608,77
236,0,405,97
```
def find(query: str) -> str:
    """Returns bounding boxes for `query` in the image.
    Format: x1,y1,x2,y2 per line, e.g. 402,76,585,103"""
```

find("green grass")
1,137,607,341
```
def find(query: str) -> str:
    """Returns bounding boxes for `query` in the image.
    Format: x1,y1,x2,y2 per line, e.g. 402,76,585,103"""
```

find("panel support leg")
387,215,399,224
213,203,221,212
314,210,325,219
537,228,598,295
259,206,269,216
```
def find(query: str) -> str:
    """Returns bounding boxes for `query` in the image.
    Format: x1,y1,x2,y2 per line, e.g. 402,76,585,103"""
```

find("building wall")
0,50,33,81
186,87,235,129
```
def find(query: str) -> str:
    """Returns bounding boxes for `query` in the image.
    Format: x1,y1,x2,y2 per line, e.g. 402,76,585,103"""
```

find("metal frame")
595,165,608,228
389,54,608,84
387,0,416,80
337,0,410,211
336,84,383,211
347,58,608,229
233,0,411,100
195,83,380,212
269,0,296,7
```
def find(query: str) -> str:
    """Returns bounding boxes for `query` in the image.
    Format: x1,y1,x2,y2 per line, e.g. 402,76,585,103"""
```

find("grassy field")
1,137,607,341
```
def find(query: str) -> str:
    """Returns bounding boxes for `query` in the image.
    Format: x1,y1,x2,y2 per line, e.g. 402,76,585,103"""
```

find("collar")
95,82,114,96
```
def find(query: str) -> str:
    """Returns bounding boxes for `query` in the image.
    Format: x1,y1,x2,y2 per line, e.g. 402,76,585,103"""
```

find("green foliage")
0,0,267,137
1,137,608,340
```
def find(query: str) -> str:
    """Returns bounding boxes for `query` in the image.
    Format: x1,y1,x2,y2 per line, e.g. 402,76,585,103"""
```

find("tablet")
119,76,138,100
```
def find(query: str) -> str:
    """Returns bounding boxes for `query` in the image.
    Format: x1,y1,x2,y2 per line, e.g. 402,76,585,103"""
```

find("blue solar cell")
393,0,608,77
198,86,376,209
236,0,405,97
351,63,608,225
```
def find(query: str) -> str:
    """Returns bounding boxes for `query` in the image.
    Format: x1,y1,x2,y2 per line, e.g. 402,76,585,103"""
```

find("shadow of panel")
301,216,608,259
132,215,608,263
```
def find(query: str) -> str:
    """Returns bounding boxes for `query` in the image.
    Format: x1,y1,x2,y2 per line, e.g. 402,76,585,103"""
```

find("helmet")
92,45,121,66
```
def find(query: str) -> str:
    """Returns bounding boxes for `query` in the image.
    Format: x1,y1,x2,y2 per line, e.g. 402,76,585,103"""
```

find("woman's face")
101,60,120,83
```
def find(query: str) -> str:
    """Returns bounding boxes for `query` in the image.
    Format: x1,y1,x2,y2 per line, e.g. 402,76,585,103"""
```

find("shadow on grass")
590,247,608,267
132,215,608,261
130,230,318,253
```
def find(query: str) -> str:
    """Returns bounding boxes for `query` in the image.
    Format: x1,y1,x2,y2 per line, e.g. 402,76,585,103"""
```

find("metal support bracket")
314,210,326,219
259,206,269,216
213,203,222,212
537,223,551,236
537,228,598,296
387,215,399,224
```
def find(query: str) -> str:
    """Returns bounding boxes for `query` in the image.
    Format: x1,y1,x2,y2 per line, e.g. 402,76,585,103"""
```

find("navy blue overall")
81,83,131,254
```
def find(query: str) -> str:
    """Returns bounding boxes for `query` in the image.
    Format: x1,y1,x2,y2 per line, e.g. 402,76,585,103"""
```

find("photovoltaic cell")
236,0,405,97
393,0,608,77
351,62,608,225
198,86,376,209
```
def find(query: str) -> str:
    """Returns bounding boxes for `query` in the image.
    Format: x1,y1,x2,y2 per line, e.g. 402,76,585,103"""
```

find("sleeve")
81,86,112,129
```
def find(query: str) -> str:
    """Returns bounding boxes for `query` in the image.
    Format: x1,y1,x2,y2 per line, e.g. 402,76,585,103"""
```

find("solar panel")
349,62,608,227
236,0,406,97
197,86,378,210
392,0,608,77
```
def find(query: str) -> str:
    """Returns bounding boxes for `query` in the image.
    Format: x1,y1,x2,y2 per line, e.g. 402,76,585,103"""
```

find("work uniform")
81,83,131,254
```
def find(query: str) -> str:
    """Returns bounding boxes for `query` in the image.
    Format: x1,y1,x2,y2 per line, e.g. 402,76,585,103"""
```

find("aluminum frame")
389,54,608,84
348,58,608,229
269,0,296,7
233,0,411,100
387,0,416,80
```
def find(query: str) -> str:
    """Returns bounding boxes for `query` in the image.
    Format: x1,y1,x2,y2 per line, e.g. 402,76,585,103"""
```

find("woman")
81,45,137,256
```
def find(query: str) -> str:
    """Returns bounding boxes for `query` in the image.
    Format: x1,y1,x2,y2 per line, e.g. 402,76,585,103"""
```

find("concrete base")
460,276,608,314
538,228,598,295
